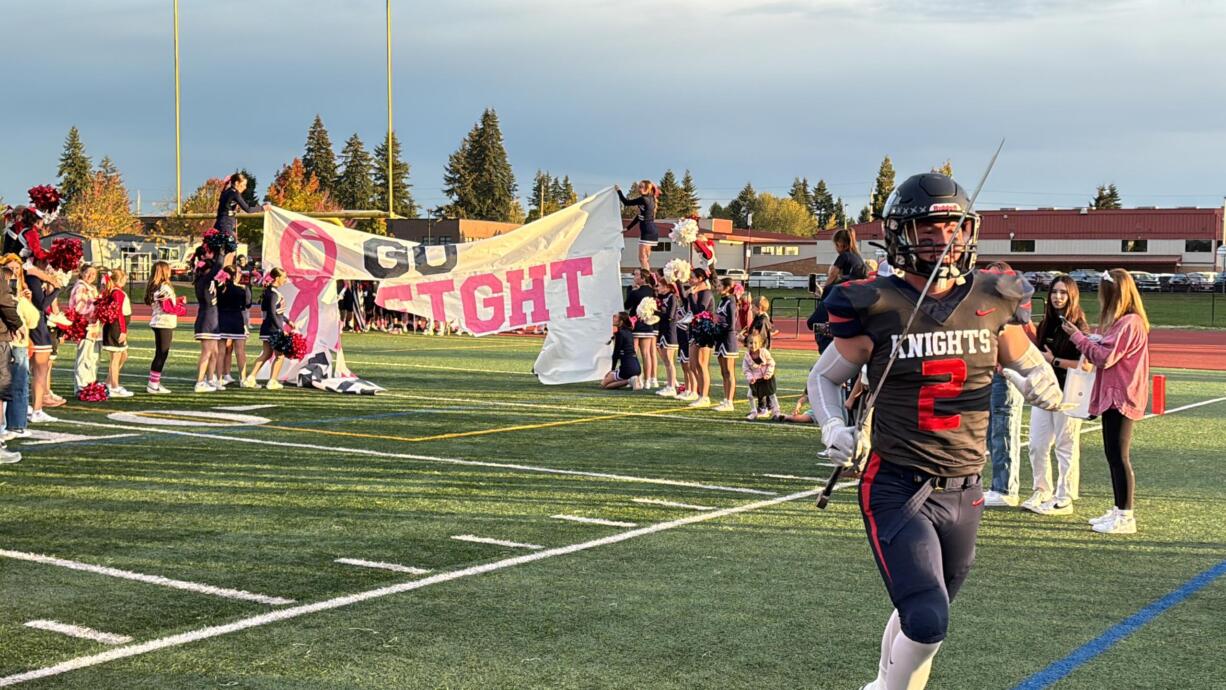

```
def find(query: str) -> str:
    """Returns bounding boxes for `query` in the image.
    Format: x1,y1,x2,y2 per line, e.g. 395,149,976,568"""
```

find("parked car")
1027,270,1058,290
1188,272,1217,292
1155,273,1176,292
1169,273,1192,292
716,268,749,281
1128,271,1161,292
748,270,793,289
1068,269,1103,292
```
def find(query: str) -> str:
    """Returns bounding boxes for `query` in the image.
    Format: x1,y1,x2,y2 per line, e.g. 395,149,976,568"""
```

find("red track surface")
129,307,1225,371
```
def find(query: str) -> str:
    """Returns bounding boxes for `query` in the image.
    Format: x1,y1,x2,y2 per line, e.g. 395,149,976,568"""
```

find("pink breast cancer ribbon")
279,220,338,353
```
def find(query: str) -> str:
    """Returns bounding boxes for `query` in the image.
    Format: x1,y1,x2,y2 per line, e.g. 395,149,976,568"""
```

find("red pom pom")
57,308,91,343
288,333,309,360
93,292,120,324
27,185,61,215
76,382,109,402
47,238,83,273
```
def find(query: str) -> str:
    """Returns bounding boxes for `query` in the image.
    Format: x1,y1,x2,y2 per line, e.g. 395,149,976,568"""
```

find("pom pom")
203,227,238,254
214,270,231,284
76,382,109,402
92,291,121,324
670,218,699,246
47,237,83,273
690,310,721,347
635,296,660,326
57,307,91,343
732,282,745,298
663,259,691,285
27,185,61,216
269,330,309,359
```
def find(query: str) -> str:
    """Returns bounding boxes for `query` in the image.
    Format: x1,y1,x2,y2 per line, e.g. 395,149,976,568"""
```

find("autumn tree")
265,158,340,214
753,193,817,237
64,166,140,239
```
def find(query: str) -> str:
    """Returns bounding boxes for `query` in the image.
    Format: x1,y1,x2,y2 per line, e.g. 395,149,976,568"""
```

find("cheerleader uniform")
715,294,739,358
617,189,659,247
259,286,287,342
611,327,641,381
624,284,656,339
101,289,131,352
193,256,222,341
655,292,677,351
674,284,692,363
689,286,715,348
217,281,252,340
213,186,259,239
25,274,59,354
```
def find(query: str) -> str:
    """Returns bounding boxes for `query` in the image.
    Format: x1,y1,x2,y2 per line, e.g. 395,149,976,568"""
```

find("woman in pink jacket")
1063,268,1150,535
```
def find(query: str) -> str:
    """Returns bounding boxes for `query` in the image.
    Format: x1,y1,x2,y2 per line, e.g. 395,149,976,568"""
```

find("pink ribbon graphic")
279,220,338,353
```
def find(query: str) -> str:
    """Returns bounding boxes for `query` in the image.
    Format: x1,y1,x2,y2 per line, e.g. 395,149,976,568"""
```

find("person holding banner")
601,312,641,389
214,173,260,239
617,181,660,270
244,268,290,391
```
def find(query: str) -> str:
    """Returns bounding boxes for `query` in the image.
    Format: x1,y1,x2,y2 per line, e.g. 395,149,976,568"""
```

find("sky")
3,0,1225,216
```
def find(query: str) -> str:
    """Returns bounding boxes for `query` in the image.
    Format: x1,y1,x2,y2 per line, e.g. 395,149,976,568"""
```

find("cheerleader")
217,266,252,385
100,268,133,398
244,268,289,391
26,258,61,422
213,173,262,263
145,261,185,394
712,277,740,412
624,269,658,389
601,312,641,389
680,268,715,407
69,264,101,393
653,276,679,397
673,277,694,399
192,245,224,392
693,232,717,273
617,181,660,270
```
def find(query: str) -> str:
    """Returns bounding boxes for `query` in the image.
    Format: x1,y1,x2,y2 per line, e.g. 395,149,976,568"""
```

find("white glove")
821,418,868,467
1003,367,1065,412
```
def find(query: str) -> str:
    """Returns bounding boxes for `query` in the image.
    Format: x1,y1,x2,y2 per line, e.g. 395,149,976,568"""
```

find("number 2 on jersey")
918,358,967,431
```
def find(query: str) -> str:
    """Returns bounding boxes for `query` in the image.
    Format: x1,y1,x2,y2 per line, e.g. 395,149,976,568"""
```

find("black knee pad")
897,590,949,644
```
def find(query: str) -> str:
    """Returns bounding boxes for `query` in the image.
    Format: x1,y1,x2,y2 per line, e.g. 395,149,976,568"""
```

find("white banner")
261,188,625,385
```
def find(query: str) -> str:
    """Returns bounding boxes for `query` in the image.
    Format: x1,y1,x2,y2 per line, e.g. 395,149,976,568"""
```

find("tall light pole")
173,0,181,213
386,0,394,218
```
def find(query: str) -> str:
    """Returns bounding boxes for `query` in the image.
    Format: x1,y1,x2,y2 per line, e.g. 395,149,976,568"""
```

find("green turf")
0,328,1222,688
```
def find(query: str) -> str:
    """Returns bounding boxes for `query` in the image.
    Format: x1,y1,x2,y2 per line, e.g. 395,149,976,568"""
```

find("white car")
717,268,749,281
748,270,794,289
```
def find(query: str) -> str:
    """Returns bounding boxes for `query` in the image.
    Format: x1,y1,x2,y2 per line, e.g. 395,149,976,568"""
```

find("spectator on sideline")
741,334,778,420
1024,274,1091,515
825,228,866,288
745,296,776,350
0,262,24,463
983,262,1033,507
806,284,832,352
1066,268,1151,535
69,264,101,394
2,261,37,444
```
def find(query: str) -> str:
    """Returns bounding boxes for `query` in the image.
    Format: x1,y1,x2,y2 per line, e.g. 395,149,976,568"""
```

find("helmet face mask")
882,173,980,280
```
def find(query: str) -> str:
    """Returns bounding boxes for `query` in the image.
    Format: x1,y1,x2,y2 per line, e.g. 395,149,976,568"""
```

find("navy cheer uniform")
825,268,1032,645
193,255,222,341
617,189,659,246
655,292,677,350
625,284,657,338
611,327,641,381
689,287,715,348
217,281,252,340
715,294,739,358
259,286,287,341
214,187,259,237
673,285,691,362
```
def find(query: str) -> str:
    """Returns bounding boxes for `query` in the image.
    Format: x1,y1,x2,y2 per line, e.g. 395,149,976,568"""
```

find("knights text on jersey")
825,270,1032,477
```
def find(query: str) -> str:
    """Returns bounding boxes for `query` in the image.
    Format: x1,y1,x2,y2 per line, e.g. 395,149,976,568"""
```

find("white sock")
871,609,902,688
885,632,941,690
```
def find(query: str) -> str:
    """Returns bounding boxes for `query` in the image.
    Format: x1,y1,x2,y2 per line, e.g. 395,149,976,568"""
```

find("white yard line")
0,550,293,606
0,488,818,687
51,418,776,497
333,558,431,575
451,535,543,550
550,515,638,528
23,621,132,646
761,473,827,482
631,498,715,511
214,404,279,412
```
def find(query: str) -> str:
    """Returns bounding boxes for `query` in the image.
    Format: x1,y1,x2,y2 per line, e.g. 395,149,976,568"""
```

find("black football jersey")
825,269,1033,477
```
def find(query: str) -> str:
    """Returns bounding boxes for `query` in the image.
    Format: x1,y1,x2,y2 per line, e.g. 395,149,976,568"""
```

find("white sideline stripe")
334,558,431,575
1024,395,1226,448
214,404,279,412
0,550,294,607
53,419,775,497
451,535,543,550
551,515,638,528
19,431,140,446
0,488,819,687
833,481,859,491
23,621,132,646
631,498,714,511
762,473,827,482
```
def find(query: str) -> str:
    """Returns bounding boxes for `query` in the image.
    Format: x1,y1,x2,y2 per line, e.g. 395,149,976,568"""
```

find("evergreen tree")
709,202,728,219
373,130,418,221
1090,183,1122,209
97,156,119,180
811,179,837,229
336,134,375,209
789,177,813,212
680,170,700,216
858,206,872,224
559,176,577,207
527,170,558,221
441,109,518,221
302,115,339,195
869,155,896,219
57,126,93,206
656,169,685,218
725,182,758,227
833,197,847,228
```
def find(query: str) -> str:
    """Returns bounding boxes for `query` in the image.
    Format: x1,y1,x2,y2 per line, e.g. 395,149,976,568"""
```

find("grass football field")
1,328,1223,688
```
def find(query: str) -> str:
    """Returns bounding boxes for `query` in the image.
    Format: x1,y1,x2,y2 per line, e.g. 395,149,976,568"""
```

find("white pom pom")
636,296,660,325
670,218,699,246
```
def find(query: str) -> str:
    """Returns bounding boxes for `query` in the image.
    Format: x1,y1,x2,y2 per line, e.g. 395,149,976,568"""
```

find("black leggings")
150,327,174,373
1101,408,1136,510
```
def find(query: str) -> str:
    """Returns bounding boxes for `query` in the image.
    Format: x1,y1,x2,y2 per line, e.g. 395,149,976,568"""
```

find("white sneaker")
687,396,711,408
48,312,73,328
223,375,236,385
1,430,15,442
241,377,258,389
194,381,216,393
211,378,226,389
655,386,676,397
631,377,643,391
1088,508,1119,526
108,386,134,398
28,410,58,424
146,383,172,395
982,490,1020,507
677,391,699,402
1092,512,1136,534
746,409,759,421
266,380,284,391
648,378,659,389
1036,498,1074,516
9,429,29,439
713,399,734,412
0,448,20,464
1021,490,1052,513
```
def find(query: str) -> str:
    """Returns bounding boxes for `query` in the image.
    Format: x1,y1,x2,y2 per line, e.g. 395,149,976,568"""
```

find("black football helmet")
881,173,980,279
